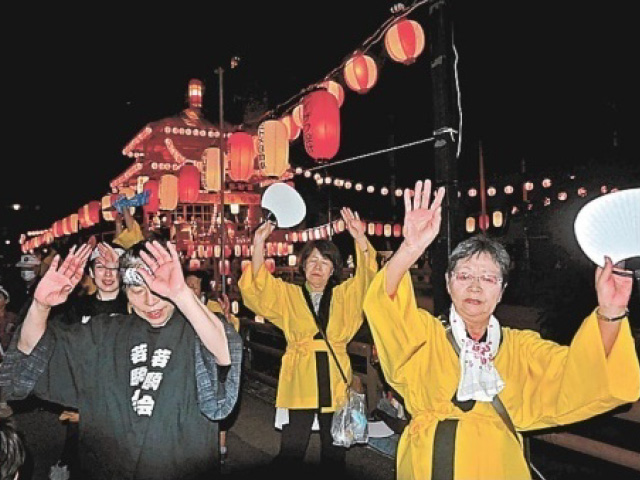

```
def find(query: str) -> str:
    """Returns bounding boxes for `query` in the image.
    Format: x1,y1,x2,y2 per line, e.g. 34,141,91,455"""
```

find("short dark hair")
446,235,511,285
0,417,25,480
298,240,343,286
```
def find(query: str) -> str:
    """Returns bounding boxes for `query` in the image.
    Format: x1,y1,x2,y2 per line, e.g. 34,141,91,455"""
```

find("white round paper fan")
261,182,306,228
574,188,640,267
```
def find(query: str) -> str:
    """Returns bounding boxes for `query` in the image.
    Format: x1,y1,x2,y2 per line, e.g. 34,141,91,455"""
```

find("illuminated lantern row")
287,219,401,243
52,220,63,238
63,214,78,234
303,90,340,161
203,147,225,192
143,179,160,214
257,119,289,177
159,174,178,210
343,52,378,94
466,212,504,233
78,202,100,229
384,19,426,65
227,131,255,182
178,164,201,203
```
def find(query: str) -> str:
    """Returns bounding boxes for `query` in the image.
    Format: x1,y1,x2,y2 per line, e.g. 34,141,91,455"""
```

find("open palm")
402,180,446,253
138,241,187,301
35,244,92,307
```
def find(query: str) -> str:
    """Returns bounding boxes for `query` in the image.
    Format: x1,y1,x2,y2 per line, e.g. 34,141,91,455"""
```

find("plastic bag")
330,387,368,447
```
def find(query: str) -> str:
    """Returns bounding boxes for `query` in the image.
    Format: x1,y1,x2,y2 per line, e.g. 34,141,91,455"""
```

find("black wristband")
596,308,629,322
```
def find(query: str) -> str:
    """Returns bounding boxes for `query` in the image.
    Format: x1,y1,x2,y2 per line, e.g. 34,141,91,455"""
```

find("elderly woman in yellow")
239,207,377,474
364,179,640,480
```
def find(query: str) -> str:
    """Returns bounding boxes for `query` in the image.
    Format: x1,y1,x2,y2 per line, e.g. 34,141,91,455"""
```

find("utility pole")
215,67,227,297
428,0,462,315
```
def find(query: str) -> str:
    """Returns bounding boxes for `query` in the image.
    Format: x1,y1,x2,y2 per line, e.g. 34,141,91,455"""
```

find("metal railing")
239,316,640,473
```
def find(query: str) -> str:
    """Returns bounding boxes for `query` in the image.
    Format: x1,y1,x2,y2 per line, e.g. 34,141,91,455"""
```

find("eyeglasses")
451,271,503,287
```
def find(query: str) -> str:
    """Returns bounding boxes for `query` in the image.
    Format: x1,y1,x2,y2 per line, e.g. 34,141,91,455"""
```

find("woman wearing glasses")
363,179,639,480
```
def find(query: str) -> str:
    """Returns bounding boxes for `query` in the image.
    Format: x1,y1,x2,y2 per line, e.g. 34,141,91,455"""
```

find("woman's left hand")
596,256,633,317
137,241,188,301
340,207,365,241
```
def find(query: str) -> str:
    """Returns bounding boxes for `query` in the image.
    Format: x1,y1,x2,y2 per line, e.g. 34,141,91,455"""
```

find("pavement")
9,380,396,480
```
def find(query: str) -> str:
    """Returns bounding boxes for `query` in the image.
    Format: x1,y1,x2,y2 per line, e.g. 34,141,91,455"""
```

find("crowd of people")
0,181,638,480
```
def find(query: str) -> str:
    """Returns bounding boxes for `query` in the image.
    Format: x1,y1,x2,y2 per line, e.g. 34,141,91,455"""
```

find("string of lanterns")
20,2,434,253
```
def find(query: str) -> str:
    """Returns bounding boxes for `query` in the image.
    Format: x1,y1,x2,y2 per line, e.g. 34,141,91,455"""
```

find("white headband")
0,286,9,303
122,267,147,287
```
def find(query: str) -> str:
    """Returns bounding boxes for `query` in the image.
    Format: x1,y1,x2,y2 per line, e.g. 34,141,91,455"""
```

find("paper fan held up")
261,183,306,229
574,188,640,288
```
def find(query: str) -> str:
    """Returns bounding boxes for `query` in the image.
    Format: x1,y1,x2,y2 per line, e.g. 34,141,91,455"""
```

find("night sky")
2,1,638,257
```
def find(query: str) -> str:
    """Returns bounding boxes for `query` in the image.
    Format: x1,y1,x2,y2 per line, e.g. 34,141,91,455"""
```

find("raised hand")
254,221,275,245
402,179,445,255
96,242,120,267
596,256,633,318
137,241,187,301
35,244,92,307
340,207,365,240
218,293,231,319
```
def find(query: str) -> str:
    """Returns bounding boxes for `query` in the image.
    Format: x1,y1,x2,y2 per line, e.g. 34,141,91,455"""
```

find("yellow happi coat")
364,267,640,480
239,240,377,411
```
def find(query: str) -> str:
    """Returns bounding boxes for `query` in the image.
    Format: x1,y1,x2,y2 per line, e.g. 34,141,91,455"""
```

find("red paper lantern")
343,52,378,94
178,164,201,203
78,206,89,229
393,224,402,238
375,223,383,236
62,216,72,235
384,19,426,65
241,260,251,272
303,90,340,161
218,260,231,276
143,179,160,214
87,201,101,226
228,132,255,182
52,220,63,238
265,258,276,274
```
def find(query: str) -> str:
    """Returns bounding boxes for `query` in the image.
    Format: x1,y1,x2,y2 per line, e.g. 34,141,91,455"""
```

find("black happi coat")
0,309,242,480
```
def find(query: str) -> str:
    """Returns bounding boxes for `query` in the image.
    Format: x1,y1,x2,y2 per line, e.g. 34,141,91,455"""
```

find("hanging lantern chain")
252,0,433,126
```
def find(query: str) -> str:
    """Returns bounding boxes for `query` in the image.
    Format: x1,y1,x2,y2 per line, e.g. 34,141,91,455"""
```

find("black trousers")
278,408,346,469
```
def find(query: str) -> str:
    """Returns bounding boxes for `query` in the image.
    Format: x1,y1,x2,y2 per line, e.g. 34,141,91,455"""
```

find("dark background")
2,1,638,263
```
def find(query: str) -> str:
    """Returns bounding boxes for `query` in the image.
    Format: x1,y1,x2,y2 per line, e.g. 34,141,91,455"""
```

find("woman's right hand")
34,244,92,308
401,179,445,257
254,221,275,245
